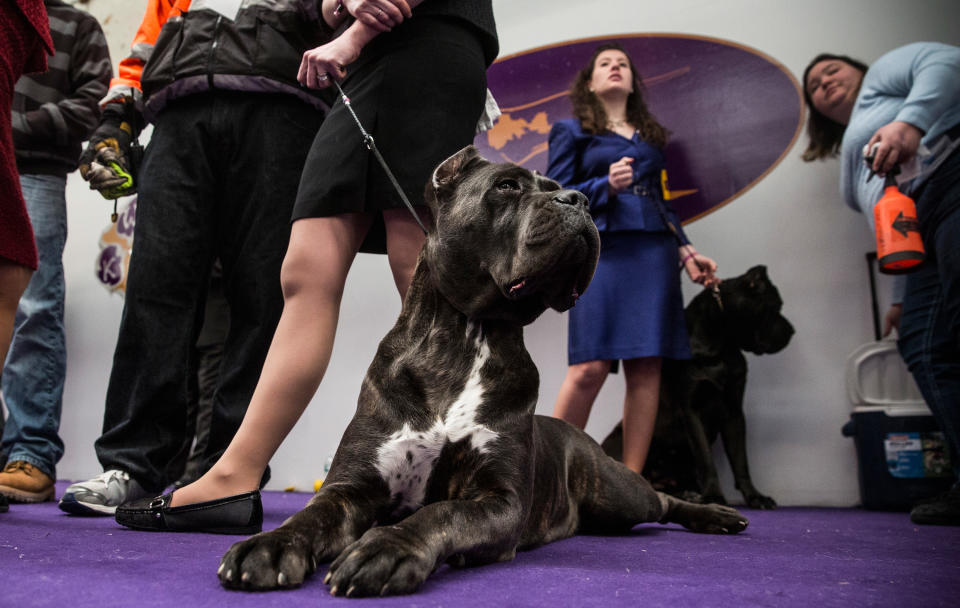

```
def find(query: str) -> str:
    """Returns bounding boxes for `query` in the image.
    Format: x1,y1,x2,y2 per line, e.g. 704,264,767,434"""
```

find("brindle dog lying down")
218,146,748,597
602,265,794,509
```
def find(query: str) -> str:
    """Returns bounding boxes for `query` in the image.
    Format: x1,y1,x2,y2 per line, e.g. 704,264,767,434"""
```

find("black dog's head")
719,265,794,355
423,146,600,325
688,265,794,356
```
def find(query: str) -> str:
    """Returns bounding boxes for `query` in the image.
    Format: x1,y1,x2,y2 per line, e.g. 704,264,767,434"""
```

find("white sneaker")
58,470,151,515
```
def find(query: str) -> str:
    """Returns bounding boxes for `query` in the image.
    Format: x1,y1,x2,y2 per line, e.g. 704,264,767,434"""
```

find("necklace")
607,118,630,129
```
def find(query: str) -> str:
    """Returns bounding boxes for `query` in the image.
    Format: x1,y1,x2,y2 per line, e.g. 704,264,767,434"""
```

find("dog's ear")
424,145,484,217
745,265,768,287
428,145,482,199
433,145,480,184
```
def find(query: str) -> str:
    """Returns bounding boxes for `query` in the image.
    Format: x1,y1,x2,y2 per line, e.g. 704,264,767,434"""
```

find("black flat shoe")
115,490,262,534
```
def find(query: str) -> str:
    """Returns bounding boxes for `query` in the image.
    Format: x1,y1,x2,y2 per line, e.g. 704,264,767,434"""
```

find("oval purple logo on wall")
473,34,804,223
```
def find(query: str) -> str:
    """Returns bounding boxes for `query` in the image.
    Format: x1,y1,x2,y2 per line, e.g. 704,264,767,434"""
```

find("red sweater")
1,0,53,269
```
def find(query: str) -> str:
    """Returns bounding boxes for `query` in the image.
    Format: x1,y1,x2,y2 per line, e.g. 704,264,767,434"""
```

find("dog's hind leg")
565,430,748,536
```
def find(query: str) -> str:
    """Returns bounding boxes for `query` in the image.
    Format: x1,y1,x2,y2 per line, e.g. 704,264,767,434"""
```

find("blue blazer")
546,118,687,240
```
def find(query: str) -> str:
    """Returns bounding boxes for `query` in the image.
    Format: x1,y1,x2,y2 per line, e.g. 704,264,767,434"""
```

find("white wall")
46,0,960,506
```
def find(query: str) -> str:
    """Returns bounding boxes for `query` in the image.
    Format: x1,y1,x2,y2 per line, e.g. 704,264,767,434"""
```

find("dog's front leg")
219,483,382,591
683,409,727,504
719,397,777,509
325,492,523,597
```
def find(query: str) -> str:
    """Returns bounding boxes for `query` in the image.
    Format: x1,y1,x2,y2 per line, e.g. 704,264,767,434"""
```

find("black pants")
95,91,323,491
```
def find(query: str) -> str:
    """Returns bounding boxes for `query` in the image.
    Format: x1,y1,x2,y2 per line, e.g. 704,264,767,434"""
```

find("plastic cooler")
842,340,953,510
840,253,953,510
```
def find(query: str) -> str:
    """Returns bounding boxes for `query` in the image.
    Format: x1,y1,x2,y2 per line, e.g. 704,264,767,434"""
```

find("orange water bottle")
874,171,925,274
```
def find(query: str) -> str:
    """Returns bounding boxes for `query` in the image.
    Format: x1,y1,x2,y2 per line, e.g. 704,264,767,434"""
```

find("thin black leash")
329,76,430,235
646,185,723,311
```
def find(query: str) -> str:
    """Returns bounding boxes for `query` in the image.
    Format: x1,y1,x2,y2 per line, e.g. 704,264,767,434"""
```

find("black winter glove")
79,99,143,199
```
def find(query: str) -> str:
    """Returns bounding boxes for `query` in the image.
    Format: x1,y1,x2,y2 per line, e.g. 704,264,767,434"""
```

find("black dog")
218,146,748,597
602,266,793,509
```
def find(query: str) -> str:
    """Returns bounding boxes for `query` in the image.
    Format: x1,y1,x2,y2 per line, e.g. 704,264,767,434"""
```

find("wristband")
679,251,697,267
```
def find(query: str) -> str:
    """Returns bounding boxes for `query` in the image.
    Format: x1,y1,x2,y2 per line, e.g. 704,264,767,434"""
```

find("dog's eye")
496,179,521,192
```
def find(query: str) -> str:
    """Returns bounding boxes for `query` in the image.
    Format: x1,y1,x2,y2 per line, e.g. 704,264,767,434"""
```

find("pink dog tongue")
509,279,527,294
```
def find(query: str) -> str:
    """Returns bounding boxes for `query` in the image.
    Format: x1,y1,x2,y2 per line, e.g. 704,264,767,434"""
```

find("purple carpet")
2,482,958,607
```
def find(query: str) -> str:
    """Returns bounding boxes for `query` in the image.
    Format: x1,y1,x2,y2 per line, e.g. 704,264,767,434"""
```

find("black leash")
646,184,723,310
329,77,429,235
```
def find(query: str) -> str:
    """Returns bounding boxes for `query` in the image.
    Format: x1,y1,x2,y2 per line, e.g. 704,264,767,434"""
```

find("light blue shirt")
840,42,960,301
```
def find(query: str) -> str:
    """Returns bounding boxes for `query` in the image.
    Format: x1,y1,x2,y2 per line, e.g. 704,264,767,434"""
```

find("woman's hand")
298,33,362,89
343,0,412,32
865,121,924,176
608,156,634,194
681,247,720,289
883,303,903,337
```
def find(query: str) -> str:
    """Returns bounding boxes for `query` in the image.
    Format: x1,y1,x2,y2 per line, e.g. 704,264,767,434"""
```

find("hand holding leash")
297,35,358,89
681,248,721,289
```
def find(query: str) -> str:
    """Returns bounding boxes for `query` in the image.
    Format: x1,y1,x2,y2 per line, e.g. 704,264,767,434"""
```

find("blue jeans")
898,149,960,485
1,173,68,479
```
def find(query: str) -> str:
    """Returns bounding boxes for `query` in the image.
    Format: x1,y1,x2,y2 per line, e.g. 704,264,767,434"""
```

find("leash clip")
711,286,723,311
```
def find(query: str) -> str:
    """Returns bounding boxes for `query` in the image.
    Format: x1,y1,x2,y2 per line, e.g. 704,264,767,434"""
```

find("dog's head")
717,265,794,355
688,265,794,357
423,146,600,325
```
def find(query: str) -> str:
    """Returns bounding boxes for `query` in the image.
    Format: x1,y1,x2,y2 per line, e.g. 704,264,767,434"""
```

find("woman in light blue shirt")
803,42,960,526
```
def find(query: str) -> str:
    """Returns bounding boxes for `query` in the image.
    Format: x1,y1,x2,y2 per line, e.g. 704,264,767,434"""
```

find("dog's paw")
683,503,749,535
744,493,777,510
218,528,316,591
326,526,434,597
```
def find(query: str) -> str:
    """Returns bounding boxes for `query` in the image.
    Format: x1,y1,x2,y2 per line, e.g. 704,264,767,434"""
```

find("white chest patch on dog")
375,328,499,513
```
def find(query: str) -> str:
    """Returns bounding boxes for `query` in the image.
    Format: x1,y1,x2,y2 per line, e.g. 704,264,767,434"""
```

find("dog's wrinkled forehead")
725,265,782,312
428,145,560,219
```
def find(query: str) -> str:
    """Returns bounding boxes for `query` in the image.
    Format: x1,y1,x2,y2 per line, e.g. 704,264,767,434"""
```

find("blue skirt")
568,231,691,365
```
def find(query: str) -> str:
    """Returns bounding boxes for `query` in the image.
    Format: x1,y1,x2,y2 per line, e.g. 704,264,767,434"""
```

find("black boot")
910,485,960,526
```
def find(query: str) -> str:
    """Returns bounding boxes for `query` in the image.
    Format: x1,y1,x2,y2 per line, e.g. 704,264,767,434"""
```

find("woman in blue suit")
548,43,719,474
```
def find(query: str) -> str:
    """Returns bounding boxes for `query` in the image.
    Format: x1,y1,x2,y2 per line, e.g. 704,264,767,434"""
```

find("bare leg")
620,356,661,474
0,259,32,375
171,206,429,506
383,207,429,300
171,213,373,506
552,360,611,429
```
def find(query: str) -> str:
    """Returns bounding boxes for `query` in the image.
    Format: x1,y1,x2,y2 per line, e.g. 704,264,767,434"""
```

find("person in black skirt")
143,0,500,523
547,43,719,475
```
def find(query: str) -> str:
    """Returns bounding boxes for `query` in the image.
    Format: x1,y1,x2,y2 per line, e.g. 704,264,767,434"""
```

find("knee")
568,361,610,391
0,263,33,310
279,249,343,304
623,357,662,390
